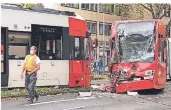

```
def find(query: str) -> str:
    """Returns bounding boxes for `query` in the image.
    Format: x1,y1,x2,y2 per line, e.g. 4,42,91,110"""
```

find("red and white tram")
1,4,92,88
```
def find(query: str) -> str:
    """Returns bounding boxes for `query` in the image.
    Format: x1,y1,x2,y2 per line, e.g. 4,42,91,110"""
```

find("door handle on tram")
17,61,21,66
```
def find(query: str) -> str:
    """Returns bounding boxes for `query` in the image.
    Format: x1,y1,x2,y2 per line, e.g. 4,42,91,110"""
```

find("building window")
99,4,103,13
99,4,114,14
91,4,97,12
86,20,91,33
81,4,86,10
164,5,170,17
115,5,121,16
109,4,114,14
86,4,91,10
99,22,104,35
81,3,97,12
61,3,79,9
105,23,112,36
86,21,97,35
166,26,170,38
91,21,97,34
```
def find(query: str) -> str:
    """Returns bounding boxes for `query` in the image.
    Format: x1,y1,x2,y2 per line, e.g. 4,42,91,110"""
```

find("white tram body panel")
1,5,85,88
1,8,69,32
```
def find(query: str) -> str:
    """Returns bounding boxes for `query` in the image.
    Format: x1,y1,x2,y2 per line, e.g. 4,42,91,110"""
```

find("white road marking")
23,96,96,106
63,106,86,110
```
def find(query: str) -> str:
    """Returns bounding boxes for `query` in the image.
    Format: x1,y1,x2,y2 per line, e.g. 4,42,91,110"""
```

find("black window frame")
31,25,63,60
91,3,98,12
158,34,166,63
99,4,104,13
99,22,104,35
99,4,114,14
61,3,79,9
91,21,97,35
8,31,30,60
105,23,112,36
81,3,97,12
81,3,87,10
109,4,114,15
103,4,110,14
86,20,97,35
86,20,91,33
164,5,170,17
166,26,170,38
115,5,121,16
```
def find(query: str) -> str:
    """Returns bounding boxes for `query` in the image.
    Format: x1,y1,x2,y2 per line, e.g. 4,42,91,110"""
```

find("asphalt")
1,81,171,110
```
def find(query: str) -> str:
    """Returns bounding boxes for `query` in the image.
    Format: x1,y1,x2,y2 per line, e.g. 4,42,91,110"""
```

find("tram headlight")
145,70,154,76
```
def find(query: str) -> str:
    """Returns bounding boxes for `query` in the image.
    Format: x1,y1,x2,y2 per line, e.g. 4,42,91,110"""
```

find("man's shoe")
27,100,33,104
35,95,39,101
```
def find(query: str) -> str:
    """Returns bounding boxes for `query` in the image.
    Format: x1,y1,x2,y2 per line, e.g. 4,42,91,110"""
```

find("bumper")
116,79,154,93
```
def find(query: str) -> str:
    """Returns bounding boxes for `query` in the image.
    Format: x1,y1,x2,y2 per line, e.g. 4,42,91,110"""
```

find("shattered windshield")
117,21,155,63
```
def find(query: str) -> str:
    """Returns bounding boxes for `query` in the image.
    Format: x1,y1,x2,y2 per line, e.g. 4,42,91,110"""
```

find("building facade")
52,4,171,71
53,4,121,68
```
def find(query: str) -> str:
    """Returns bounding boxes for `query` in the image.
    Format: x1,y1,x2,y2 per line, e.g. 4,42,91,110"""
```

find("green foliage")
92,74,108,80
1,87,91,98
17,3,44,8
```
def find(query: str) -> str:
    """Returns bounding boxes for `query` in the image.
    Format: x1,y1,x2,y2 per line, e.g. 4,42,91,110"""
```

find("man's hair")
31,46,37,51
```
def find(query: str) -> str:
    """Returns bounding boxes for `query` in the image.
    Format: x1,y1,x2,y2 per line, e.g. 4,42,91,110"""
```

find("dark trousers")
25,72,38,100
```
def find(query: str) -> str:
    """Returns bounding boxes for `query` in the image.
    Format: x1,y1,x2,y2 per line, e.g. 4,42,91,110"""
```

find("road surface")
2,81,171,110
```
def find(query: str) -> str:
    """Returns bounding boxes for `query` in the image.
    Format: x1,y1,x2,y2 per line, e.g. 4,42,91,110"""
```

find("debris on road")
127,91,138,96
78,92,92,97
91,85,100,89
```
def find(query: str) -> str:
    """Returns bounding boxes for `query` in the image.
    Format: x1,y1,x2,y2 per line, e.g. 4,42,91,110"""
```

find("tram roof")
1,3,76,17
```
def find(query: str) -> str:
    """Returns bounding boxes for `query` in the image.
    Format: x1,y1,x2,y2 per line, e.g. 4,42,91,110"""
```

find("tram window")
74,37,81,59
8,32,29,59
158,35,165,63
1,30,5,73
38,34,62,60
111,42,118,64
84,38,90,60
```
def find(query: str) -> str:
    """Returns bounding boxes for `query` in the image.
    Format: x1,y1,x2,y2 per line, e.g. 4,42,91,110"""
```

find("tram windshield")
116,21,155,63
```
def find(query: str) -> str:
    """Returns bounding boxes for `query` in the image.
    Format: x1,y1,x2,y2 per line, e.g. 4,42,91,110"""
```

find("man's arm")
21,56,27,79
21,63,26,79
21,63,26,74
31,64,40,73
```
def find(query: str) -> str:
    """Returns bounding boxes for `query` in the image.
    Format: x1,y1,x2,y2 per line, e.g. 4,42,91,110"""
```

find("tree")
17,3,44,8
140,4,171,37
112,4,171,37
140,4,170,19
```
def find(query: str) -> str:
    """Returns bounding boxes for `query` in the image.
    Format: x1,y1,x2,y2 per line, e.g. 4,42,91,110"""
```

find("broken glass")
116,21,155,63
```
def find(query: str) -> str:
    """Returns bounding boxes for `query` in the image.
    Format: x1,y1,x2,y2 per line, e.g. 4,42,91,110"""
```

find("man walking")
21,46,41,104
98,56,103,74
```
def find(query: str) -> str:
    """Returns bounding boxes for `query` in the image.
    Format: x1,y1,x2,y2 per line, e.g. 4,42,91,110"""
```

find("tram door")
1,27,9,87
69,36,91,87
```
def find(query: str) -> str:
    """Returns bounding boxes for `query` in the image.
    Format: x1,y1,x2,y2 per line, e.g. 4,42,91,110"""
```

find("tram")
108,19,171,93
1,4,92,88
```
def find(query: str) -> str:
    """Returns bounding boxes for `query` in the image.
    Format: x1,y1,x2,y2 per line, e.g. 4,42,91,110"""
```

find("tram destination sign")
38,26,59,33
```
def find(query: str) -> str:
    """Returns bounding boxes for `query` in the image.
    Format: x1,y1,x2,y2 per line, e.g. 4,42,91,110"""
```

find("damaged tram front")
108,19,169,93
